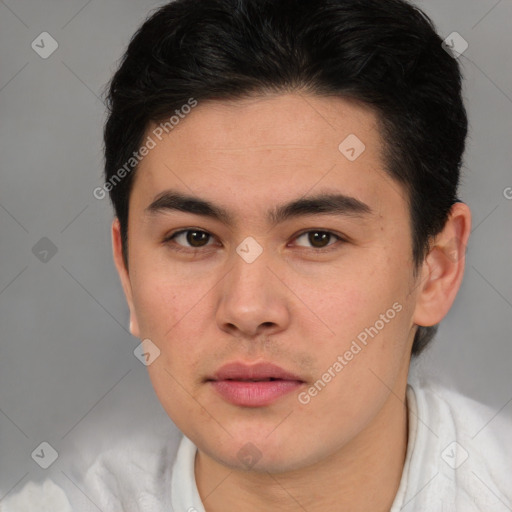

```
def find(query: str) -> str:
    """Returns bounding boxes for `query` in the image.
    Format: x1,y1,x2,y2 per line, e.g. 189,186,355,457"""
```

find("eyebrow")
144,189,373,225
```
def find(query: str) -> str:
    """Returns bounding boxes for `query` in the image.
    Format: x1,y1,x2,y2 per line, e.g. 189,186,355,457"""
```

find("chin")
196,430,326,475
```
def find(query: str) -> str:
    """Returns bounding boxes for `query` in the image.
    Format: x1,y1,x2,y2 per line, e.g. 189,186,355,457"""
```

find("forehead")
144,93,380,158
130,93,404,218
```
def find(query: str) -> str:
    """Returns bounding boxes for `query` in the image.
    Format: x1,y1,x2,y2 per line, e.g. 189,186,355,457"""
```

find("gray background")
0,0,511,501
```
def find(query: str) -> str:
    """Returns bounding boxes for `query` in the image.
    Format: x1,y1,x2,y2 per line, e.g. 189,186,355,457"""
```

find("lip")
207,362,305,407
211,362,303,381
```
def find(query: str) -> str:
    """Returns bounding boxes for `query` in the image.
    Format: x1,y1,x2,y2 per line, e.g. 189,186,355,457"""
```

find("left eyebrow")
267,192,373,226
144,189,373,226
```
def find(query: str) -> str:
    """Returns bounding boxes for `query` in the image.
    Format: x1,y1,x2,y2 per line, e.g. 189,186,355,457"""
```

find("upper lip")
209,362,304,382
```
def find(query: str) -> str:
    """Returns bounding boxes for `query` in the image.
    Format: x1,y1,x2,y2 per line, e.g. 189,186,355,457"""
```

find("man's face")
116,93,420,472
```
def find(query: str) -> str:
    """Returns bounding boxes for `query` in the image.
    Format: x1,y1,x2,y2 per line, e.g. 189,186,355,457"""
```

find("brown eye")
308,231,331,248
295,230,339,249
166,229,214,248
186,230,210,247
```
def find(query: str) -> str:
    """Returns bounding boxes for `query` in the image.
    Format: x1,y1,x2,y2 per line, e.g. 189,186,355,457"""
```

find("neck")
195,379,409,512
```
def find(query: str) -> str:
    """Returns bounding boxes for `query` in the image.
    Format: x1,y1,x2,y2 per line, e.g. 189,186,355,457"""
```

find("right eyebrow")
144,190,234,224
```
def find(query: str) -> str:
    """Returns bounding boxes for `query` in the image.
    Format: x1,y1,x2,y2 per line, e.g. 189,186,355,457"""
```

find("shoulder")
82,428,181,510
407,375,512,510
1,428,182,512
411,375,511,451
0,479,73,512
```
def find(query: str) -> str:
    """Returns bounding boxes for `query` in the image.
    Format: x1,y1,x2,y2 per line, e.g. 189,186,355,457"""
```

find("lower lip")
210,380,303,407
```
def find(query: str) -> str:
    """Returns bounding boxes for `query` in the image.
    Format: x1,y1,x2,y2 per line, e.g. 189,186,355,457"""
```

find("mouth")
206,362,305,407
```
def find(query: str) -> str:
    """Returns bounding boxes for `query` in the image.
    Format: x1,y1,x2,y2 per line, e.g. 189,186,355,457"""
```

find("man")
3,0,510,510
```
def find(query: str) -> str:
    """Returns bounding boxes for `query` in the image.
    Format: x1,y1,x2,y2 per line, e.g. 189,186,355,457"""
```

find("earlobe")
413,202,471,328
111,218,141,338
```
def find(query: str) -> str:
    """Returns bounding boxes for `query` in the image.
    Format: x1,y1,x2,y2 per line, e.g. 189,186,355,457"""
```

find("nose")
215,245,291,338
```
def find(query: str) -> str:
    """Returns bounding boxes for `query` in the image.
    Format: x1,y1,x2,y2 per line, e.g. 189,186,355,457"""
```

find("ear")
413,202,471,328
112,218,140,338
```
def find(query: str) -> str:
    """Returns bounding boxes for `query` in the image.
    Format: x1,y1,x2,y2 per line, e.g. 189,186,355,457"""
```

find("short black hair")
103,0,468,356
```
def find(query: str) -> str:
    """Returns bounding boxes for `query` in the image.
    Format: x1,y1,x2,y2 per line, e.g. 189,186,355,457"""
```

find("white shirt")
2,375,511,511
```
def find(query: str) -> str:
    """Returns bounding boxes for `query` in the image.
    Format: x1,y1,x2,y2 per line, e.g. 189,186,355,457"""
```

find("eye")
164,229,215,249
293,230,344,249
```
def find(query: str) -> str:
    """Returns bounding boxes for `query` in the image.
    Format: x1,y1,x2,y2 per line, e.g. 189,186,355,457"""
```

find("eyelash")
162,228,347,253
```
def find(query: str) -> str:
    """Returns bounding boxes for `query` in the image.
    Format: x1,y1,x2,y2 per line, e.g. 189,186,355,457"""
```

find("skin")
112,93,471,511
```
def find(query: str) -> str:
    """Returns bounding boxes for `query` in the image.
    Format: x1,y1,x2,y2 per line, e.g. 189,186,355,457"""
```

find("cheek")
132,278,177,335
294,267,390,338
130,265,215,369
129,256,198,333
299,257,412,364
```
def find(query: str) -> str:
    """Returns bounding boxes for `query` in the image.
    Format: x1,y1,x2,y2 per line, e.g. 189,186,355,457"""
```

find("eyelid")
290,229,347,250
163,228,218,248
